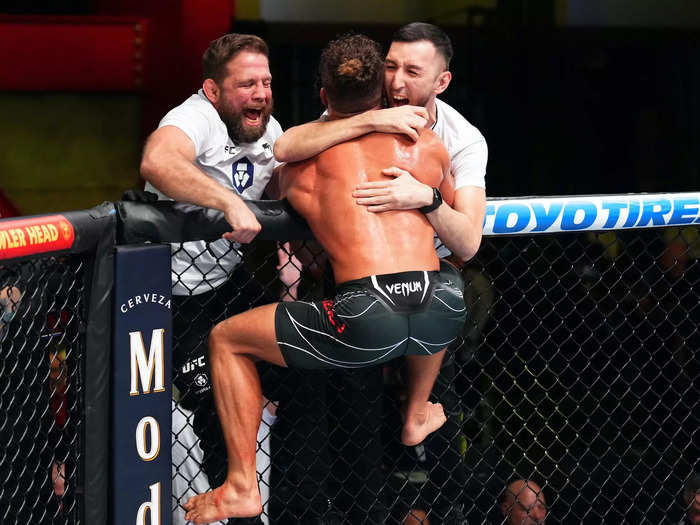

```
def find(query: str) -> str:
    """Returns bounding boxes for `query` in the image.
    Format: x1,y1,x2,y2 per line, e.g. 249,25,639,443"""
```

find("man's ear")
320,87,328,108
434,70,452,95
202,78,220,104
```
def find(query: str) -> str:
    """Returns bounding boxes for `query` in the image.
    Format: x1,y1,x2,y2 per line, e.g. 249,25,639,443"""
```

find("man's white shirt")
431,98,487,256
144,89,283,295
432,97,487,191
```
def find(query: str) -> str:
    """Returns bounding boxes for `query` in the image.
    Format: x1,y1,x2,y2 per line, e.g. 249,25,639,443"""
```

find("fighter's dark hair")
202,33,269,83
392,22,453,69
319,33,384,114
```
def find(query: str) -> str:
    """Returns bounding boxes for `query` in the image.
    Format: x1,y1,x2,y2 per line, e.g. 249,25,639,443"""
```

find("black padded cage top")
115,198,699,525
1,197,698,525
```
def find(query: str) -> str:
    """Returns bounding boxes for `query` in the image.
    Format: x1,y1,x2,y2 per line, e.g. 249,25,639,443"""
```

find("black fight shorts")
275,261,467,370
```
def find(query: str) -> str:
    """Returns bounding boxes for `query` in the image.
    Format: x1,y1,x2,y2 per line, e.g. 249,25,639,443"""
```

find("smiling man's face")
384,39,447,110
214,51,273,143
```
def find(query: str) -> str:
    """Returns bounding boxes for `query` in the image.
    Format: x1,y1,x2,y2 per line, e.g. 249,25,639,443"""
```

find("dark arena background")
0,1,699,524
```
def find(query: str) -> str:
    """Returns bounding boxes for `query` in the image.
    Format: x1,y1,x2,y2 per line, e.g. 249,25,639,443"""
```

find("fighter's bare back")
280,128,453,283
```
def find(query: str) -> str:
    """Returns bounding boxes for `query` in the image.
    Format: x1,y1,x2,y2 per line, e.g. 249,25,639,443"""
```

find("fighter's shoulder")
416,127,444,146
416,128,449,162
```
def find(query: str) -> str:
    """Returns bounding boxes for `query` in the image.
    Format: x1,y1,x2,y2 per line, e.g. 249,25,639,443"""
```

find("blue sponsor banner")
483,193,700,236
112,245,172,525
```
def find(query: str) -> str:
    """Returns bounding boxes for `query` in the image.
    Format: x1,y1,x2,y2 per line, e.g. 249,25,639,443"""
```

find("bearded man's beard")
219,98,274,143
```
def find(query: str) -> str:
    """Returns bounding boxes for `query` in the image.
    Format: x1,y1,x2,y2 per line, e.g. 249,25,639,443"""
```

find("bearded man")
140,33,283,525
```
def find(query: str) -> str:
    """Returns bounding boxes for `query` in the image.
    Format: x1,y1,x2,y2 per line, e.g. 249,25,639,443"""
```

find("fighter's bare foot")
183,484,262,525
401,401,446,446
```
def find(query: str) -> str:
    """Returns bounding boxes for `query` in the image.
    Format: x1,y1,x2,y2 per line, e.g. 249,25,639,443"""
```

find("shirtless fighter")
183,34,467,524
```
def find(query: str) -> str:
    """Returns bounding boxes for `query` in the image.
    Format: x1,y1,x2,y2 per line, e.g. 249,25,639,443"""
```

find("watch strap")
419,188,442,214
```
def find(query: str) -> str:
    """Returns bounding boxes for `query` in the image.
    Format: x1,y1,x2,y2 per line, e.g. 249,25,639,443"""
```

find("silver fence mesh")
0,257,85,524
170,228,699,524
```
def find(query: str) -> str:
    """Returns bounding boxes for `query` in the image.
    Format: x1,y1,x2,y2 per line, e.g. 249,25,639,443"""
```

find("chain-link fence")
170,226,699,525
1,203,696,524
0,256,86,524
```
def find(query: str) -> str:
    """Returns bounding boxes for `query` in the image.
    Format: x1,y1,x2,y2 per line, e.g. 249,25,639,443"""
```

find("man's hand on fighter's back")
353,167,434,212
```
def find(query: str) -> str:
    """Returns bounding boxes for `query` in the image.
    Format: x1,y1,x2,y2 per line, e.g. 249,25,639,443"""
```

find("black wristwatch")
419,187,443,214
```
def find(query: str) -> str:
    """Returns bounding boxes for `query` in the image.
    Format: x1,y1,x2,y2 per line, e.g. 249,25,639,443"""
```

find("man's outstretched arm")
273,105,429,162
140,125,261,243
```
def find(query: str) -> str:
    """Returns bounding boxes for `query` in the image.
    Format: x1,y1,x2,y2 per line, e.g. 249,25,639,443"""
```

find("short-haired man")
499,479,547,525
274,22,487,263
142,33,279,248
183,33,465,524
140,33,285,525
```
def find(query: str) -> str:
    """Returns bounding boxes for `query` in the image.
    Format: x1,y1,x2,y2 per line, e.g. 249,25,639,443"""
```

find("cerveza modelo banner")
483,193,700,236
112,244,172,525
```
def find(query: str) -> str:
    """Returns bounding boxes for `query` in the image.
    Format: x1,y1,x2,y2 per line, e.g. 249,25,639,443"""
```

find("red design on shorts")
322,300,346,334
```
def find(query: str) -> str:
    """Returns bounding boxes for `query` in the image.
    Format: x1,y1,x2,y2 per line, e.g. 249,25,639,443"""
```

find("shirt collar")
431,100,439,130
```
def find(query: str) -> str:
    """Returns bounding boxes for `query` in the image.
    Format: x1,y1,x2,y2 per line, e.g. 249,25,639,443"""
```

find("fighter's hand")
366,106,428,142
353,167,433,212
221,197,262,243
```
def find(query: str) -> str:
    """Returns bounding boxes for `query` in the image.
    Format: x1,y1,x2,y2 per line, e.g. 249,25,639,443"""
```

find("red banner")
0,188,20,219
0,215,75,259
0,16,146,91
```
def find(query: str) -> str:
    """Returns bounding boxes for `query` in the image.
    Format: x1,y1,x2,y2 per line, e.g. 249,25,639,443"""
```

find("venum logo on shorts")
322,299,346,334
372,272,431,312
232,156,254,193
385,281,422,297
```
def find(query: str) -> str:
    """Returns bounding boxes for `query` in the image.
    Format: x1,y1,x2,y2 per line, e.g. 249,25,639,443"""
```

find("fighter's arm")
273,106,429,162
140,125,261,243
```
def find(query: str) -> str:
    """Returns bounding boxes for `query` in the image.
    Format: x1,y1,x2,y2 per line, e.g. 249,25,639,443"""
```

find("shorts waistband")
339,270,439,289
339,270,439,313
